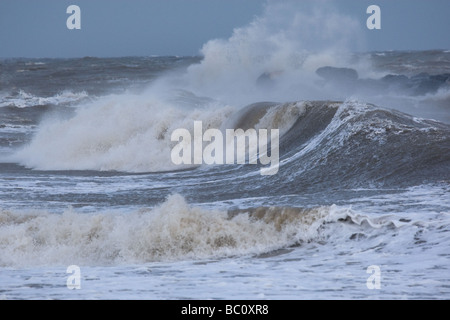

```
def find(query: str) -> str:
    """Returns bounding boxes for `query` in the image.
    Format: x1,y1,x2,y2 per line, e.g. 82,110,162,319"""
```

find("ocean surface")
0,48,449,299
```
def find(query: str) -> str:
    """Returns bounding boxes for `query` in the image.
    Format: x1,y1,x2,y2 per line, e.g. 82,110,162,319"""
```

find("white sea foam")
0,90,89,108
12,1,447,172
10,90,309,172
1,192,448,270
1,186,449,298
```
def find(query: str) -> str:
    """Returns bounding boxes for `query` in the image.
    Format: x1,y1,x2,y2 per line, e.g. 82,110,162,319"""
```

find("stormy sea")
1,6,449,300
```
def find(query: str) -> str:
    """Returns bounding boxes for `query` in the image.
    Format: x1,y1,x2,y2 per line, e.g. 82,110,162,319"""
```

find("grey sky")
0,0,449,58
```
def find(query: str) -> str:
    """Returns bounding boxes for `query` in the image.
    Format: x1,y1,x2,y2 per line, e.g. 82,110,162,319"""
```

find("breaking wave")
9,98,450,191
0,194,404,267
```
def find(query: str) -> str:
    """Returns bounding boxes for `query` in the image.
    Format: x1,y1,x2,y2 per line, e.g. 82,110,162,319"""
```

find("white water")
0,90,89,108
0,194,347,267
1,186,449,299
